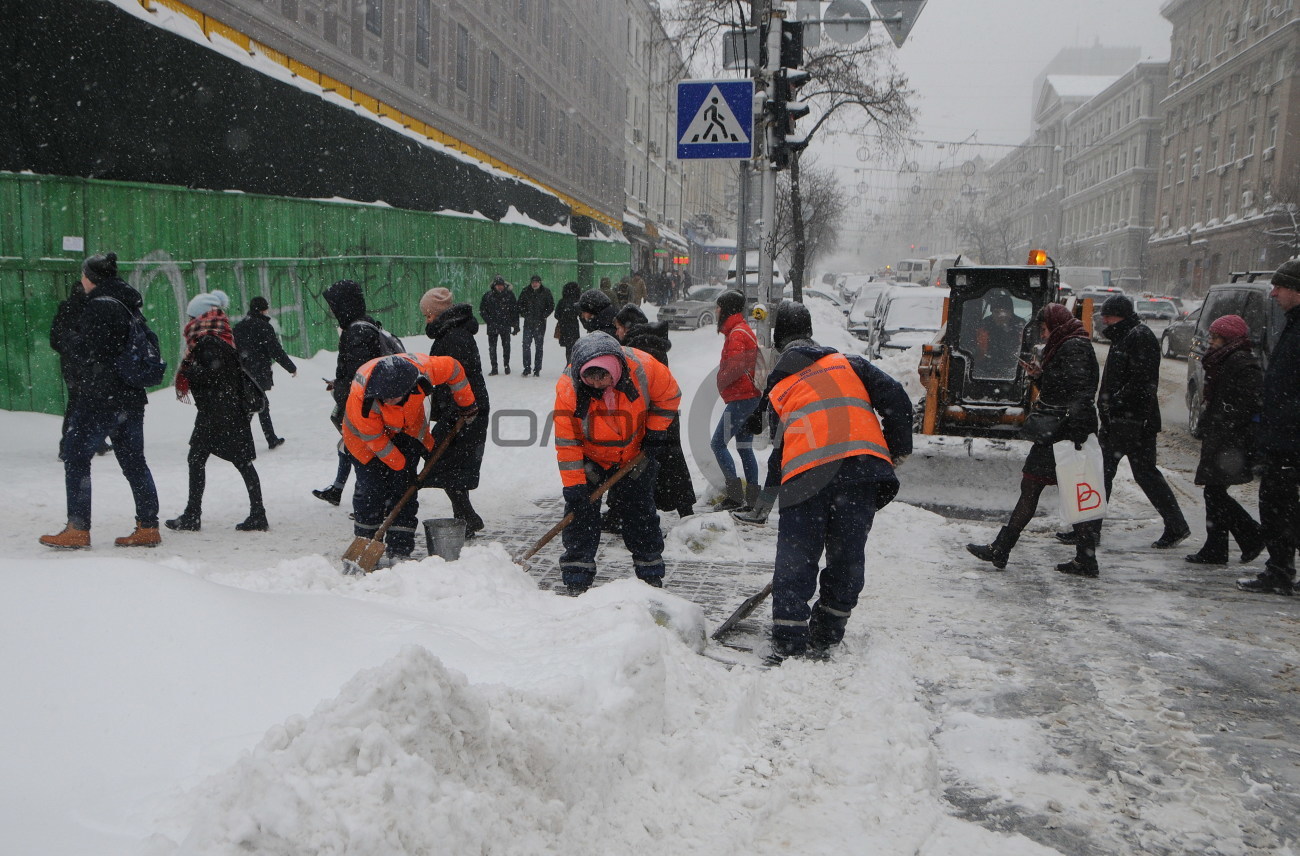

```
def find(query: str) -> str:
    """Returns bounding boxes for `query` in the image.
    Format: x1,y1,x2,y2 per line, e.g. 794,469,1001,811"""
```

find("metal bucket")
423,518,467,561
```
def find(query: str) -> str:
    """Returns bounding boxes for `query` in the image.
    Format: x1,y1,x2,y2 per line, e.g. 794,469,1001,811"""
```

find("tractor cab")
917,255,1065,437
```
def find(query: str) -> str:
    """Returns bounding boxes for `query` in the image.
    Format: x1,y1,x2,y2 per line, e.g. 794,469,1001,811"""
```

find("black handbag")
1020,405,1066,443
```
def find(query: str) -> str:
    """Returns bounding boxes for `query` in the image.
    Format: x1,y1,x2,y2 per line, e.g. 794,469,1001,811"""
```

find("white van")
895,258,930,284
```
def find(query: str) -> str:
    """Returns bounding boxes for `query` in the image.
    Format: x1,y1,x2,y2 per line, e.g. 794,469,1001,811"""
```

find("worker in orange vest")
552,331,682,595
734,302,913,662
343,352,477,562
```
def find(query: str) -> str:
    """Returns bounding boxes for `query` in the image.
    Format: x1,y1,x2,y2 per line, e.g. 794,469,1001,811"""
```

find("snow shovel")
514,454,645,566
711,582,773,641
341,416,466,575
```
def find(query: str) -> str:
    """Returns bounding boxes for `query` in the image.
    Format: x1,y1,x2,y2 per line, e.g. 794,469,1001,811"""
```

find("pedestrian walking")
233,295,297,450
733,301,912,661
479,275,518,375
553,280,583,362
614,278,632,306
41,252,162,549
1184,314,1265,565
312,279,390,506
614,304,697,519
166,291,268,532
1080,294,1190,548
517,274,555,377
1238,260,1300,595
709,290,761,511
420,287,490,538
577,289,618,337
344,353,478,563
630,272,647,306
967,303,1102,576
552,331,682,596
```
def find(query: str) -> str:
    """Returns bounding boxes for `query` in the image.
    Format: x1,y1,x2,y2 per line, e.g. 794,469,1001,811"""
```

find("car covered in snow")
847,280,899,340
867,286,949,358
1161,307,1200,359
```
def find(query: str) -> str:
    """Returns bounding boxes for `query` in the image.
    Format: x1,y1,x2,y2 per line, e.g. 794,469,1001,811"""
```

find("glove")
743,406,765,436
562,484,590,510
392,432,427,465
732,486,779,525
460,403,480,425
1067,421,1091,447
583,459,607,485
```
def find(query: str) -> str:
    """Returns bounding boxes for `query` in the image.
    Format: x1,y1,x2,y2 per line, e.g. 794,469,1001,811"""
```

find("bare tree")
957,207,1020,266
666,1,917,297
1260,174,1300,259
771,160,847,286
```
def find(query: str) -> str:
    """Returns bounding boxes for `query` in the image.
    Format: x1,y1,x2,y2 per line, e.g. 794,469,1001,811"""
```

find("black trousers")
486,324,512,370
257,398,277,443
1259,462,1300,575
1101,430,1187,531
1200,484,1263,560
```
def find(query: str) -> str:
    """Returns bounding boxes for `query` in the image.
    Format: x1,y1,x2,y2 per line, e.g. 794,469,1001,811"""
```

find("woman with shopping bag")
967,303,1103,576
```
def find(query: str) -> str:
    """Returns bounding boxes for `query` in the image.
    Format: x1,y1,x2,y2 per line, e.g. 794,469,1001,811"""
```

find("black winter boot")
235,510,269,531
165,508,202,532
713,477,746,512
966,526,1018,570
809,602,850,651
312,485,343,506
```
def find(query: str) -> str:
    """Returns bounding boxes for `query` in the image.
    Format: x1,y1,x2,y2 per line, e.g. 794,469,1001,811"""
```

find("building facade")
1149,0,1300,294
1058,62,1169,291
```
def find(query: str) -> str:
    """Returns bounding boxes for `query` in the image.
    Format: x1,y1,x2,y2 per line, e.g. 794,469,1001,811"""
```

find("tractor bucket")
895,434,1057,521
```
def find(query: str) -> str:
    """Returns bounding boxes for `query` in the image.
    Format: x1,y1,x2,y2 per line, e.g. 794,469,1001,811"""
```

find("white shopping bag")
1053,435,1108,525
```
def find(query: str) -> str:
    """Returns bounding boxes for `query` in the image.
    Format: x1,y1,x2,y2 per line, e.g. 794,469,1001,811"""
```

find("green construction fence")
0,172,630,415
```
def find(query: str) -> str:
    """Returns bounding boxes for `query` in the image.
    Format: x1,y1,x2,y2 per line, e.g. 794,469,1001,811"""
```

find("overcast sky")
814,0,1172,170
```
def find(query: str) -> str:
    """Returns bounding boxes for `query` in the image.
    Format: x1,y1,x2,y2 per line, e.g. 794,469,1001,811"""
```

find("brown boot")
40,524,90,549
115,523,161,548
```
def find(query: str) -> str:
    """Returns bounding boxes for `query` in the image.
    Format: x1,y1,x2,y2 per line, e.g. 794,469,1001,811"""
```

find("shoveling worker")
733,302,913,661
553,331,682,595
343,353,478,563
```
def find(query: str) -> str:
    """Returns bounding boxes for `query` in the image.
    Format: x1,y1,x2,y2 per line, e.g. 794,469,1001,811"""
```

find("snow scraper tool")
341,417,465,575
514,454,645,567
711,582,773,641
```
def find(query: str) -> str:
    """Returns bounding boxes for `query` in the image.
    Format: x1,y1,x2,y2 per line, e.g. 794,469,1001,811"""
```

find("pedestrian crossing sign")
676,79,754,160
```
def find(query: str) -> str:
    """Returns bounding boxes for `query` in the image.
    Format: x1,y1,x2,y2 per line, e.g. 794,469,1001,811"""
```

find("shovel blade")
341,536,386,574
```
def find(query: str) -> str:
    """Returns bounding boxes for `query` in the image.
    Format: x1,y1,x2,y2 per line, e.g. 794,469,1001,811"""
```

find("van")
1185,271,1286,432
1058,266,1113,291
929,253,973,288
895,258,930,284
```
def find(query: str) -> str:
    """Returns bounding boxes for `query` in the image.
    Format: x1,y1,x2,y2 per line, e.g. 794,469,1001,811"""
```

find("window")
556,111,568,159
455,24,469,92
536,93,549,148
517,0,529,23
415,0,430,67
541,0,552,40
514,74,528,129
281,0,297,20
488,52,501,111
365,0,382,36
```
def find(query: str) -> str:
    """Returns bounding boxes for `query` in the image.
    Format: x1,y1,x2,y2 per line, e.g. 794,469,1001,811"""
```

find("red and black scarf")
175,310,235,396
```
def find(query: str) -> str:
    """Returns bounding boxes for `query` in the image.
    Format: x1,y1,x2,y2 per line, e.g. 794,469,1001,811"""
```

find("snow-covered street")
3,306,1298,855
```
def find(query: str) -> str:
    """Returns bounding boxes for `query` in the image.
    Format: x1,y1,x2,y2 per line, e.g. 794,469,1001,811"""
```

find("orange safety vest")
553,347,681,487
768,352,892,483
343,353,474,470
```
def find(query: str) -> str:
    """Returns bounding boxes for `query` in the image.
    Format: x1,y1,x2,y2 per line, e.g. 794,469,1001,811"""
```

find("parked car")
783,286,849,314
837,272,880,304
1185,272,1287,432
847,280,897,340
1161,307,1200,359
868,286,949,358
657,284,729,330
1135,297,1179,321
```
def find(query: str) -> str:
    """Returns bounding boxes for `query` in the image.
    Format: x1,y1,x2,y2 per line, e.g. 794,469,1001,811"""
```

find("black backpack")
97,296,167,388
351,320,406,356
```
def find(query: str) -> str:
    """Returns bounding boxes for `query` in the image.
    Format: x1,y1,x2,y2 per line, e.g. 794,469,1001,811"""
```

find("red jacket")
717,313,760,402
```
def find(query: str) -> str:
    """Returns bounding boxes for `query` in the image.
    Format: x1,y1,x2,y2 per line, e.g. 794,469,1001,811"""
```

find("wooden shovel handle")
370,415,467,543
515,454,645,564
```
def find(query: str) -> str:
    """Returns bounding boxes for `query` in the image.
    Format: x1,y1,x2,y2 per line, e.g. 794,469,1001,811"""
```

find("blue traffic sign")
676,79,754,160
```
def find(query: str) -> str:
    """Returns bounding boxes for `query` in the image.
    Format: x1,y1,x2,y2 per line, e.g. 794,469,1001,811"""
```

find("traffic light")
769,20,809,171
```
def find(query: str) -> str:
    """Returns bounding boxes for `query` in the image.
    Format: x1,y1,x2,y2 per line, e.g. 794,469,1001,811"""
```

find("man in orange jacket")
344,352,477,562
735,302,913,662
553,331,681,595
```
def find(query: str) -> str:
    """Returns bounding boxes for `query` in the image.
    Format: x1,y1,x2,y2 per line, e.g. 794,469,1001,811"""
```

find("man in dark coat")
1239,259,1300,595
420,288,490,537
50,280,110,460
577,289,618,337
553,281,584,362
478,275,518,375
41,252,161,549
1084,294,1189,548
313,279,389,505
234,296,297,449
517,274,555,377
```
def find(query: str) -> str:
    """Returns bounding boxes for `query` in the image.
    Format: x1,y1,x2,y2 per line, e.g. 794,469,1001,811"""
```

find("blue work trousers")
62,405,159,530
521,322,546,374
772,470,878,644
352,455,420,556
560,460,665,587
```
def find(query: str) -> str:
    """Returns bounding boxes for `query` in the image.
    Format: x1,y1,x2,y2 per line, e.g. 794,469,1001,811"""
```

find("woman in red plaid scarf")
167,291,268,532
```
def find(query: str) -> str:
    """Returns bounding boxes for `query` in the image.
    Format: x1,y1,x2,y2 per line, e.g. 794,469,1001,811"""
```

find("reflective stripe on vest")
769,352,891,482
